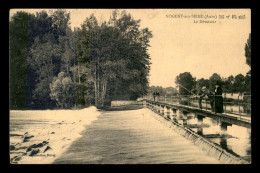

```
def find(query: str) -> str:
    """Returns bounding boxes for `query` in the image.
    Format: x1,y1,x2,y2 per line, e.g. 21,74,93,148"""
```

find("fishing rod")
177,83,199,97
177,83,221,97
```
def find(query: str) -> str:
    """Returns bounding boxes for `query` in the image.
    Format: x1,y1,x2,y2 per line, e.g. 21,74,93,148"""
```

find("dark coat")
214,87,224,113
207,92,215,112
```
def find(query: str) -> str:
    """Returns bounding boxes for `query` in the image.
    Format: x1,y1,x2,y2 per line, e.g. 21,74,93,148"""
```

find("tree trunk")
97,63,100,107
78,63,80,84
73,59,76,82
102,80,107,107
94,63,98,106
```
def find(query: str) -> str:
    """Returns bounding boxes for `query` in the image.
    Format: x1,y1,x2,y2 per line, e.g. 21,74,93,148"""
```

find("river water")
53,105,221,164
154,98,251,162
10,104,250,164
179,111,251,162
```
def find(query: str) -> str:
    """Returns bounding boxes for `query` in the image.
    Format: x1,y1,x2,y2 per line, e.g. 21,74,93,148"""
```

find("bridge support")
197,114,204,125
176,110,181,119
179,110,188,125
171,108,177,122
197,127,203,135
145,99,250,129
182,119,187,125
196,114,205,135
159,105,164,116
163,106,168,118
220,137,228,150
183,111,188,125
220,122,232,136
166,107,171,120
149,102,152,109
151,103,155,111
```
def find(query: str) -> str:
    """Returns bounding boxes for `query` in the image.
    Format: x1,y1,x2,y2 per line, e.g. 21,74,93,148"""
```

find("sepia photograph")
9,8,251,164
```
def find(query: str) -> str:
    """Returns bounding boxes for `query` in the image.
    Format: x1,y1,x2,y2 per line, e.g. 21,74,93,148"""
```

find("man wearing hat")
214,81,224,113
153,92,156,101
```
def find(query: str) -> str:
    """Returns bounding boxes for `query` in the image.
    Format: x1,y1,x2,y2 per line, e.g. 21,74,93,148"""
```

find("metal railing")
143,94,251,116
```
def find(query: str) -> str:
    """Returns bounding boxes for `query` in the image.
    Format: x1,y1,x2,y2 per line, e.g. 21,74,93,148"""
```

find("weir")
144,100,250,164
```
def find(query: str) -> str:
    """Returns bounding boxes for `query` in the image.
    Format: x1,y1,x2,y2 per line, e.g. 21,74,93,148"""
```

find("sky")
10,9,251,88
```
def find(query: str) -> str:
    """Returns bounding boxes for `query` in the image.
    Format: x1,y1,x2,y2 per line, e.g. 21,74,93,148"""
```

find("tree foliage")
245,33,251,72
50,72,76,108
9,11,31,109
10,10,152,109
77,11,152,107
209,73,222,90
148,86,178,96
174,72,250,96
175,72,196,95
195,78,210,94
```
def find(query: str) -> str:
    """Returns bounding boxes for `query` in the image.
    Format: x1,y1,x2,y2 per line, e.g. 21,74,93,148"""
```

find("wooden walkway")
145,100,251,128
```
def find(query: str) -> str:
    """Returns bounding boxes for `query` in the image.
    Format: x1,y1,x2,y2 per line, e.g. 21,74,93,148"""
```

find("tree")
233,74,245,93
209,73,222,91
244,33,251,94
28,10,71,108
9,11,31,109
175,72,196,95
245,33,251,74
29,37,60,108
195,78,210,94
26,11,53,108
148,86,178,96
10,10,152,109
222,75,234,93
107,11,152,101
77,11,152,108
50,72,76,108
244,74,251,94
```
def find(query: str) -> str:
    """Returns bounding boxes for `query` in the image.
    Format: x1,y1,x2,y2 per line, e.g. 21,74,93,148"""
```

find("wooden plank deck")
145,100,251,128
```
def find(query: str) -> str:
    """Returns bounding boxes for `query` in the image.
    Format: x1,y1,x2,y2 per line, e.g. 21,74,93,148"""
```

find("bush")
50,72,76,108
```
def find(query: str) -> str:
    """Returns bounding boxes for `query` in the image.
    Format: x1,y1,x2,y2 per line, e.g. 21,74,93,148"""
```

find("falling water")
146,102,251,164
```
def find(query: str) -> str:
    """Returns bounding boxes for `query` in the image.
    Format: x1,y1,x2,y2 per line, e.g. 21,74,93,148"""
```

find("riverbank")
10,106,101,164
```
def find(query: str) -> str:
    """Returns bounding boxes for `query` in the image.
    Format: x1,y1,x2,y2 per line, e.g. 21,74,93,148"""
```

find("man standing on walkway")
153,92,156,101
214,81,224,113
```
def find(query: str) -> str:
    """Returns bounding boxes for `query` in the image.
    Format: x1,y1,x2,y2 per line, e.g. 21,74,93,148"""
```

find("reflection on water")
220,138,227,150
180,112,251,162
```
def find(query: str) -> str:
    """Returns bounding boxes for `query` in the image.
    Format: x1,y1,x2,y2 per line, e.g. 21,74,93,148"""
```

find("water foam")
10,106,101,164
